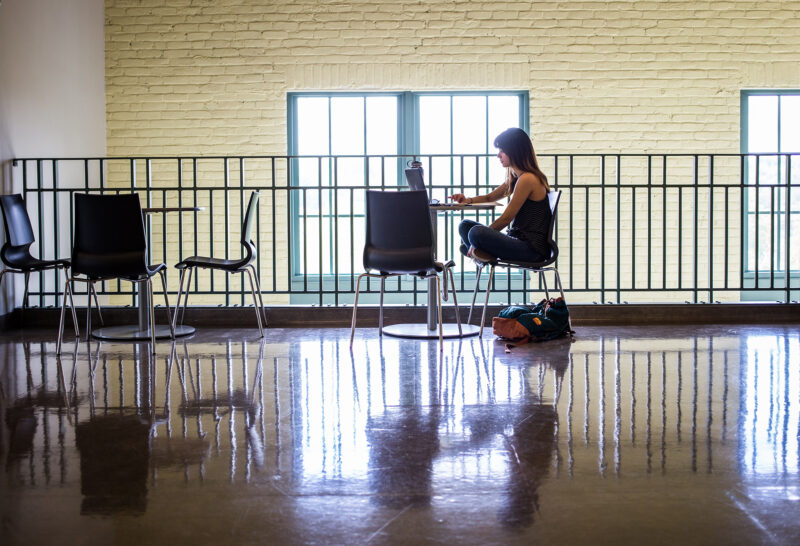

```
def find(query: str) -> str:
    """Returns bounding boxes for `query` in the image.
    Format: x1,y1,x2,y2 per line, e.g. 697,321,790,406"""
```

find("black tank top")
507,196,552,257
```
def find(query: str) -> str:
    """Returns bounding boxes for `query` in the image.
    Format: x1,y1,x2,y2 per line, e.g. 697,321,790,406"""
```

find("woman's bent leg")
458,220,482,249
467,225,542,262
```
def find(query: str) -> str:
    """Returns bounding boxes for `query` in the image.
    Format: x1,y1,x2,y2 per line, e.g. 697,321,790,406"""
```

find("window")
287,91,528,295
741,91,800,280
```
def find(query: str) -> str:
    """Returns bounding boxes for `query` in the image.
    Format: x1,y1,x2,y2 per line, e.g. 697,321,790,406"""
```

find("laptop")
404,167,459,206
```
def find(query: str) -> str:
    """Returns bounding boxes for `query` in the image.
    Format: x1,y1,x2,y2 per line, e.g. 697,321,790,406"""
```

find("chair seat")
365,246,445,276
176,256,248,272
3,253,70,272
75,261,167,282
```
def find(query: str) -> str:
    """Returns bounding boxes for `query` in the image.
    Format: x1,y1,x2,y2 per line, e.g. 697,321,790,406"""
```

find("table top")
430,202,499,211
143,206,205,213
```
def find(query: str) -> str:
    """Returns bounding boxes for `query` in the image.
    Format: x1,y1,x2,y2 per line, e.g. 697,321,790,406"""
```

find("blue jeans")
458,220,543,262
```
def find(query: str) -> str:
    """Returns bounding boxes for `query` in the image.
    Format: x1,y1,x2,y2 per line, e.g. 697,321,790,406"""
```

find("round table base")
381,323,481,339
91,324,195,341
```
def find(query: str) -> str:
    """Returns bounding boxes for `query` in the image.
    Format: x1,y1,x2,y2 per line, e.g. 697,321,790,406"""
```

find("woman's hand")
449,193,470,204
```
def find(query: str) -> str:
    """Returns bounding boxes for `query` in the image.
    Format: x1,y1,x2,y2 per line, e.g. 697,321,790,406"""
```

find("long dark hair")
493,127,550,194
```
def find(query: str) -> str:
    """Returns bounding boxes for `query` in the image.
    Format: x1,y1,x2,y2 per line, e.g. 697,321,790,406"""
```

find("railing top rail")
12,151,800,163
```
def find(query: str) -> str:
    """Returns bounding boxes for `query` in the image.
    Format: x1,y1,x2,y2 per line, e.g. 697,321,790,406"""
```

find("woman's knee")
467,224,493,248
458,220,479,241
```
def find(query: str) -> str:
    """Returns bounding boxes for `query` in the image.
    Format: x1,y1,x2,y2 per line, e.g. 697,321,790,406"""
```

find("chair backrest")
72,193,148,278
544,190,562,262
239,191,260,263
0,194,37,267
0,194,35,248
363,190,436,275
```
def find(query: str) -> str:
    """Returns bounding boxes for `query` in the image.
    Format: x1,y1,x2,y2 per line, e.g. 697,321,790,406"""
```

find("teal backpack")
492,297,574,349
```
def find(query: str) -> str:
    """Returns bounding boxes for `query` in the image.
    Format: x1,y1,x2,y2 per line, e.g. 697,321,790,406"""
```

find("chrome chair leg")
178,267,194,327
468,264,484,325
84,281,94,341
379,276,385,335
22,271,30,308
56,278,71,355
173,268,187,328
479,265,495,337
63,268,79,336
435,274,444,349
147,278,157,354
553,268,566,302
245,267,264,337
540,269,551,302
350,272,368,346
90,283,104,326
249,265,268,328
447,266,462,335
158,269,175,339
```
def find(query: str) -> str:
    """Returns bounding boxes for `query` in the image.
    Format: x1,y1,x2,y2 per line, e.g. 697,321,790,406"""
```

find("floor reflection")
0,327,798,543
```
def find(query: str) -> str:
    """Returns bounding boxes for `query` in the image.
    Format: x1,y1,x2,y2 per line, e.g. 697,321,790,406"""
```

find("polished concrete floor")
1,323,798,545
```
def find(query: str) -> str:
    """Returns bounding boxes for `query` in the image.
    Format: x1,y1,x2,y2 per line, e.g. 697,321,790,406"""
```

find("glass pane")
748,95,778,153
297,97,329,155
419,96,451,154
452,96,487,154
780,95,800,153
488,95,522,151
366,96,398,156
331,97,364,155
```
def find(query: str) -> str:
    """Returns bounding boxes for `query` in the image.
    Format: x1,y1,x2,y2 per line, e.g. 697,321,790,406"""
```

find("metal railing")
8,153,799,308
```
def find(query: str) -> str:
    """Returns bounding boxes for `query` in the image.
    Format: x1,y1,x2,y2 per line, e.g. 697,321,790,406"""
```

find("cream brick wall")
104,0,800,304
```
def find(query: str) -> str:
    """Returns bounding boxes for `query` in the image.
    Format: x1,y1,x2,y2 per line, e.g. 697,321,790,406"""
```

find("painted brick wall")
104,0,800,304
105,0,800,156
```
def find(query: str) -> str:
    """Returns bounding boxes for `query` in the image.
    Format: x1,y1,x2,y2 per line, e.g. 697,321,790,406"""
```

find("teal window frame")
287,90,529,303
740,89,800,296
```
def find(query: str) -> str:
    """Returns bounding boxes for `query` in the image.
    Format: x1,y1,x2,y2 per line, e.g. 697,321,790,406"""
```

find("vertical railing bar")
303,186,308,295
615,155,621,303
632,174,636,293
708,155,714,302
647,155,652,290
193,159,199,298
317,157,323,304
240,157,246,307
755,155,760,290
585,185,589,292
51,160,60,306
740,154,746,291
271,158,277,293
770,164,776,290
224,158,230,305
286,158,292,299
786,154,792,303
601,155,606,302
693,154,699,302
348,182,354,292
36,160,44,307
724,183,729,291
569,155,574,293
678,176,683,292
662,155,667,290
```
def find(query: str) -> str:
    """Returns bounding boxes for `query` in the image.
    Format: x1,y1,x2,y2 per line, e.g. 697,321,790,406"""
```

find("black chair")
173,191,266,336
350,190,461,348
56,193,174,354
0,194,83,332
467,190,568,336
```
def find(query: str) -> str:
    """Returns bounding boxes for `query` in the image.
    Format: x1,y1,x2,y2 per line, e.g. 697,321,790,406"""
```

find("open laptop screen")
404,167,426,194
